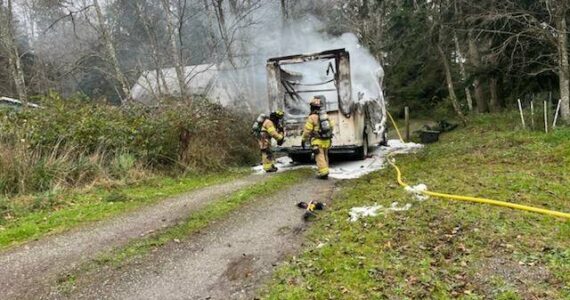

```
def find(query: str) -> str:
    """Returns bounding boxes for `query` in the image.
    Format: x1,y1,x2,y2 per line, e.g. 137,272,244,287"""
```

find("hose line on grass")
387,111,405,142
385,112,570,220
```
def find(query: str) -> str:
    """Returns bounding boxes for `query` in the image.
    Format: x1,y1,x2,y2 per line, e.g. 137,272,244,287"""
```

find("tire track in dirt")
0,175,267,300
51,178,336,300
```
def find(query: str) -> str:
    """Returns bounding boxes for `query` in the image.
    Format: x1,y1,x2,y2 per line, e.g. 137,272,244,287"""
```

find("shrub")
0,94,258,196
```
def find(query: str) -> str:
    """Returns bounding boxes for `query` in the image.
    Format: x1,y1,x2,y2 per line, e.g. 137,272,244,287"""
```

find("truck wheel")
289,153,312,164
354,135,369,160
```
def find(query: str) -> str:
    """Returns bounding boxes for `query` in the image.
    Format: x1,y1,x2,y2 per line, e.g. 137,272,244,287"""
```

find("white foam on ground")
252,139,423,179
349,202,412,222
405,184,429,201
252,156,307,174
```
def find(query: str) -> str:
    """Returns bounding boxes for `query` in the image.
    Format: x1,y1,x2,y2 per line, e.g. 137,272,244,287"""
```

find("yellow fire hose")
386,112,570,220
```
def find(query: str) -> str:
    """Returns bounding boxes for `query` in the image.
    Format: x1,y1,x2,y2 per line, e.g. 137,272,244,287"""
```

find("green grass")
264,113,570,299
63,169,310,282
0,170,249,249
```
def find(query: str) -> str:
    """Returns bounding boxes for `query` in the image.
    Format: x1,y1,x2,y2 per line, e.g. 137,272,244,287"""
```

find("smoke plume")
222,1,385,111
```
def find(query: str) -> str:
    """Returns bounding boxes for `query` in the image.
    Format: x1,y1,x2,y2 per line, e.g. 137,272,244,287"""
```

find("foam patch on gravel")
252,156,303,174
252,139,423,180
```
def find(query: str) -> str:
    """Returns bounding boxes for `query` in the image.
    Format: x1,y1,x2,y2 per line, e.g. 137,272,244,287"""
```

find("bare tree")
211,0,237,67
462,0,569,120
454,32,474,112
203,0,220,62
134,2,170,97
438,36,467,124
552,0,569,122
467,31,489,113
487,41,501,113
0,0,28,102
433,0,467,124
161,0,187,99
93,0,131,102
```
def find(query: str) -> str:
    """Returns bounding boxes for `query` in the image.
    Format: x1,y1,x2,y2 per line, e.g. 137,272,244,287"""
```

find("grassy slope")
0,171,248,249
265,114,570,299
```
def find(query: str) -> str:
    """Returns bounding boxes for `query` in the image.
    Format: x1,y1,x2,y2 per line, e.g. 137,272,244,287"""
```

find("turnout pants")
314,147,330,176
261,148,275,171
259,134,275,171
311,138,331,177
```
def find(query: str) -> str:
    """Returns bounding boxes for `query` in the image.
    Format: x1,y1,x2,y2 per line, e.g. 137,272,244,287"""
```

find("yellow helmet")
309,96,322,107
270,110,284,119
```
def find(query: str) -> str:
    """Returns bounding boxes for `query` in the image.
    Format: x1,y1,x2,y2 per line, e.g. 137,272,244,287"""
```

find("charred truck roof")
266,48,353,118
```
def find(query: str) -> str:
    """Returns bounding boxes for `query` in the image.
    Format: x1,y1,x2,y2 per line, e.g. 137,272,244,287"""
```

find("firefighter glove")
312,147,320,155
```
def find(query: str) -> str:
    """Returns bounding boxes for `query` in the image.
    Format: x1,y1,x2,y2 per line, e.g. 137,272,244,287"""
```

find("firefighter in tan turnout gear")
302,96,334,179
253,111,285,173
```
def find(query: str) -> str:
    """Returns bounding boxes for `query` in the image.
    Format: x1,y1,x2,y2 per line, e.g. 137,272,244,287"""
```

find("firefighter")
259,111,285,173
301,96,333,179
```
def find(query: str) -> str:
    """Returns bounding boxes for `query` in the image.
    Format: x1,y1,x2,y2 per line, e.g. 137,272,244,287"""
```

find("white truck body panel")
266,49,386,159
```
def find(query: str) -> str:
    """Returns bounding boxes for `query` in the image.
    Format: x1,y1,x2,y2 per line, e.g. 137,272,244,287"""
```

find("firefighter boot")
261,149,277,172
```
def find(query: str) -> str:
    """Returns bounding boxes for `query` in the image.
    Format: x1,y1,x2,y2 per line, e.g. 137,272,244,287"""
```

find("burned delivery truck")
266,48,387,162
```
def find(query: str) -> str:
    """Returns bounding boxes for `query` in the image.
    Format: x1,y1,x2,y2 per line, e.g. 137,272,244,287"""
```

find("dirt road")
1,142,422,299
0,175,268,299
0,173,335,300
48,178,335,299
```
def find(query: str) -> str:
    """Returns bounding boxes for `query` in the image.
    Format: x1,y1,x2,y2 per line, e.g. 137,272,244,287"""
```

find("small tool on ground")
297,201,325,221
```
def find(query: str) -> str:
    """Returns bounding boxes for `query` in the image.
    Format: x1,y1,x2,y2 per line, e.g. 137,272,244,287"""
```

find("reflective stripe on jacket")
302,113,333,148
261,119,283,141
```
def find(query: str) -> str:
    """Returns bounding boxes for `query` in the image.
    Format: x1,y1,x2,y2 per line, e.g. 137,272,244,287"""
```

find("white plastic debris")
405,184,429,201
349,202,412,222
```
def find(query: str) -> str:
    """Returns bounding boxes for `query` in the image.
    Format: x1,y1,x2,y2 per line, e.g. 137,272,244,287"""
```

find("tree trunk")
1,0,28,102
203,0,220,63
213,0,236,68
93,0,131,102
489,76,501,113
135,2,170,97
10,46,27,102
161,0,187,99
454,32,473,112
468,33,488,113
486,37,501,113
437,42,467,125
556,12,570,122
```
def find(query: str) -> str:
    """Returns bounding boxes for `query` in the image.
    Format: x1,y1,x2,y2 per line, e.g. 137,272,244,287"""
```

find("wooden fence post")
530,101,535,130
553,99,562,128
404,106,410,142
544,101,548,133
517,99,526,129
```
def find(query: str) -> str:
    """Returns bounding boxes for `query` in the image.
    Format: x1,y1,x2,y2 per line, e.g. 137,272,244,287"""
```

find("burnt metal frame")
267,48,353,117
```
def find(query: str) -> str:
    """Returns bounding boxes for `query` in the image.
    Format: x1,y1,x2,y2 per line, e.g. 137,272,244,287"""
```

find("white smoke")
220,1,384,111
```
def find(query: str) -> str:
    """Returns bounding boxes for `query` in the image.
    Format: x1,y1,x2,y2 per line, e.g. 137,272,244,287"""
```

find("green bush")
111,153,136,179
0,94,258,196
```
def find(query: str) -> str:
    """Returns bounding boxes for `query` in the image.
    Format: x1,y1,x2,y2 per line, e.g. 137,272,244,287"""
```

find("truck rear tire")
354,135,369,160
289,153,313,164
